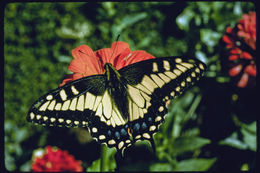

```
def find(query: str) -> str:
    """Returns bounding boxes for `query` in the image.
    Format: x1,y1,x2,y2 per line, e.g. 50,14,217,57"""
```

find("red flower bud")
241,51,252,60
237,73,249,88
229,64,242,76
244,64,257,76
229,55,239,61
230,48,241,54
222,35,232,44
226,27,233,33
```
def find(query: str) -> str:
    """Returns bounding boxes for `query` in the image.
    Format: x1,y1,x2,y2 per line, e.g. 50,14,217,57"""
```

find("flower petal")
237,73,249,88
230,48,241,54
32,146,83,172
95,41,131,68
124,50,155,66
229,64,242,76
60,41,156,86
222,35,232,44
229,55,239,61
95,48,112,65
244,64,257,76
68,59,87,73
71,45,103,75
110,41,130,59
113,48,131,70
241,51,252,60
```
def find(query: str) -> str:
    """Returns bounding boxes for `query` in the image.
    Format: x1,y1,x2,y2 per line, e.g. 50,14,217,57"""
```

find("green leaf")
149,163,173,171
57,55,72,63
5,149,16,171
101,146,117,171
182,128,200,137
56,21,93,39
241,121,256,134
20,160,32,172
219,132,248,150
216,76,230,83
195,50,207,63
102,2,116,17
14,128,28,143
87,158,101,172
172,136,211,155
200,29,222,48
87,146,116,171
219,122,256,151
121,12,147,27
176,7,194,31
241,122,256,152
233,2,242,15
112,12,147,38
174,158,217,171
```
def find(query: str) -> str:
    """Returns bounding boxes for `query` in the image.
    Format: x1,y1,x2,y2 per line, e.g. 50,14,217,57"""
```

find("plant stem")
184,94,202,122
100,144,106,171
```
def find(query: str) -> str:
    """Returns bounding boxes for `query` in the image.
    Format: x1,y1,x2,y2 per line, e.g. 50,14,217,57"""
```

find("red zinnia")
60,41,155,86
222,11,256,88
31,146,83,172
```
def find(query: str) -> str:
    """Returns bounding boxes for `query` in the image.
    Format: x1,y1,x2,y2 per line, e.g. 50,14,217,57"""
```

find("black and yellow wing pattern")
27,56,206,154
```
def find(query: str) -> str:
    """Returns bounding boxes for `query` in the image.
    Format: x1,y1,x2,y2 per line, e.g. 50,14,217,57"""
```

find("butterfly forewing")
27,75,106,127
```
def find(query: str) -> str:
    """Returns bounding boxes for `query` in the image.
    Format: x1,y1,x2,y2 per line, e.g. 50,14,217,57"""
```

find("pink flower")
222,12,256,88
31,146,83,172
60,41,155,86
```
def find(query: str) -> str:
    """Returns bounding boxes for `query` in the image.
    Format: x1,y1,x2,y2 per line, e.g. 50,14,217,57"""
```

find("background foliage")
4,2,256,171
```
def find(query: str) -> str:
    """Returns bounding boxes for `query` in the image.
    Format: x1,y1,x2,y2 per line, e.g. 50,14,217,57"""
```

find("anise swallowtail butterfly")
27,54,206,155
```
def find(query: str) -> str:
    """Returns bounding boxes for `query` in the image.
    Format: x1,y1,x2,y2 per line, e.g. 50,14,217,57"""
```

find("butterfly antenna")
110,34,121,60
78,49,95,58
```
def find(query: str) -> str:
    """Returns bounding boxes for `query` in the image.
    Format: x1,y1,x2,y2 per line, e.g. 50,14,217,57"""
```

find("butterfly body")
27,56,206,154
104,63,129,121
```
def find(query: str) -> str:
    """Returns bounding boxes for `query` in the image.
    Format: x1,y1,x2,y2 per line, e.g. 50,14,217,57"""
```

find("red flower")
222,12,256,88
60,41,155,86
31,146,83,172
237,12,256,50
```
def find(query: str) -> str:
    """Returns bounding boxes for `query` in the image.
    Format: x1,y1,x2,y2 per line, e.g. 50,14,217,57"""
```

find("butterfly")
27,49,206,155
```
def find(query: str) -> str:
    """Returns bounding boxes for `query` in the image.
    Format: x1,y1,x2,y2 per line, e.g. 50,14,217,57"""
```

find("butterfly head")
104,63,122,82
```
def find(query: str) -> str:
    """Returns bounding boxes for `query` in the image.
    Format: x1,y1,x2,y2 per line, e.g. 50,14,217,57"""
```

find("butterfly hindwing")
87,90,132,151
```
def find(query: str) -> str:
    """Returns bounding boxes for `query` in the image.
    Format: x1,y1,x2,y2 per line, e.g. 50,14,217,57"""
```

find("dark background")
4,2,256,171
